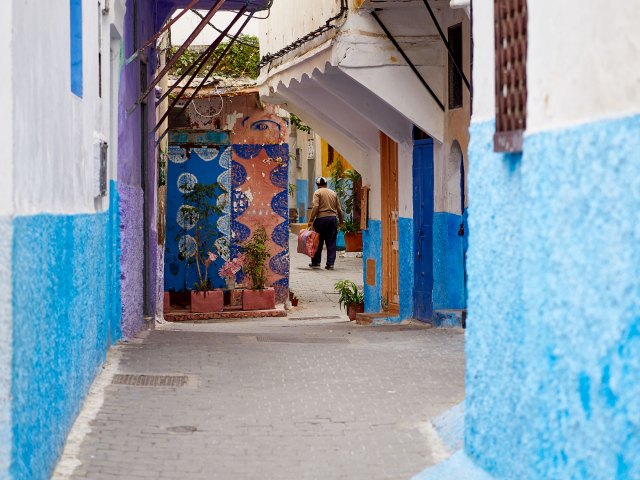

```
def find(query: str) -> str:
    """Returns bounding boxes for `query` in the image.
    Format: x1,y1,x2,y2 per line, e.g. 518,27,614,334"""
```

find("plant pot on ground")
289,291,299,307
241,225,276,311
347,303,364,320
342,219,363,252
243,288,276,311
190,290,224,313
334,280,365,321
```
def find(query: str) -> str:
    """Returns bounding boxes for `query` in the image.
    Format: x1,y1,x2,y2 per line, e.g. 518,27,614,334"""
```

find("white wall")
470,2,494,122
527,1,640,132
474,1,640,131
259,0,342,61
398,141,414,218
12,0,124,215
0,0,13,217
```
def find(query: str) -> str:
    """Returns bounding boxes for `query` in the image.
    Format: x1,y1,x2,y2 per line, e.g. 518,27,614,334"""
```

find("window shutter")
494,0,528,152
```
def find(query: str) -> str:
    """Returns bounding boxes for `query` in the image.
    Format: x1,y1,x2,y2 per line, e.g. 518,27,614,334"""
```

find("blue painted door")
413,138,434,321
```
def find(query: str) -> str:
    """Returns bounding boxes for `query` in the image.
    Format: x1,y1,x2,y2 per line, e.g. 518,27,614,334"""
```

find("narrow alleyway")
288,233,363,318
53,241,464,480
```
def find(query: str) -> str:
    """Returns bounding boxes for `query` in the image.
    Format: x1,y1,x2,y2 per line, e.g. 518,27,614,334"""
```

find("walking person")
308,176,344,270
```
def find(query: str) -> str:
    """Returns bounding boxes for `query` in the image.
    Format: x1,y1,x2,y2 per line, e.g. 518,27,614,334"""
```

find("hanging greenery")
290,113,311,133
169,35,260,79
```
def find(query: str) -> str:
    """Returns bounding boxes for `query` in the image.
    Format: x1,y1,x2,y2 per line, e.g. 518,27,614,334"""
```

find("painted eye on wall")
250,120,281,134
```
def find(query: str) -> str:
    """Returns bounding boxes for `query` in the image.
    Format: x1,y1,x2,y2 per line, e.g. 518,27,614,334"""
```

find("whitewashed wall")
0,0,13,217
12,0,124,215
471,2,494,122
474,1,640,130
259,0,342,61
397,140,414,219
527,0,640,132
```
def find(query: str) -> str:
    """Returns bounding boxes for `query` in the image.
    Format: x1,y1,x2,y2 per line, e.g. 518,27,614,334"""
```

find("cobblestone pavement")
54,236,465,480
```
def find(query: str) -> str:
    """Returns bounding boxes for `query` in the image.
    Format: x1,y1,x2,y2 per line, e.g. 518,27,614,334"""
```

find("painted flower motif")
205,251,218,267
218,256,245,279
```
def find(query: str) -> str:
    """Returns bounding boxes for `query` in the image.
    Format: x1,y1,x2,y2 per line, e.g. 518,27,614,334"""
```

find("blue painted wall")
296,179,308,222
398,217,414,320
69,0,83,97
362,220,382,313
362,218,413,322
11,193,122,479
432,212,466,310
465,115,640,479
107,181,123,344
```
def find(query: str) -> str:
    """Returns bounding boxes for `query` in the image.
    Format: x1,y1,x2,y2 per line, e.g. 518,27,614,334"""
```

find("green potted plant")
334,280,365,321
331,161,362,252
241,225,275,311
180,182,225,313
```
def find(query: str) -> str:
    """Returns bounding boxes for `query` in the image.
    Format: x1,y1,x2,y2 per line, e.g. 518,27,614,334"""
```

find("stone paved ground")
53,236,465,480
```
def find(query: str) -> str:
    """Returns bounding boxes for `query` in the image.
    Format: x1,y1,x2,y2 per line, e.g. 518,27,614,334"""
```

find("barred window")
494,0,528,152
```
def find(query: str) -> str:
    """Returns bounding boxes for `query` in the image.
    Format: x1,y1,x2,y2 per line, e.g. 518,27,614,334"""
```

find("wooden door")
380,133,400,313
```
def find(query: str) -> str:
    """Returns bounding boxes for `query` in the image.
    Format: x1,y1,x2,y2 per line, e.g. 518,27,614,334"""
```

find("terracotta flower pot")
190,290,224,313
243,287,276,311
344,232,363,252
347,303,364,321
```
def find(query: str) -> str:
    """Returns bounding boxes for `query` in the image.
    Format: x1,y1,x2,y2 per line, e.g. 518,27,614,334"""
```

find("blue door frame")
413,138,434,321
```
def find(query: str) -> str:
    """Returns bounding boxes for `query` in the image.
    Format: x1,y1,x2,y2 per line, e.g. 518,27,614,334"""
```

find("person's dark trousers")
312,216,338,267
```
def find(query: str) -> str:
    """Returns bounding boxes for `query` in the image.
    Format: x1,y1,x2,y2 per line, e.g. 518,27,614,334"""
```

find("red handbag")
297,228,320,258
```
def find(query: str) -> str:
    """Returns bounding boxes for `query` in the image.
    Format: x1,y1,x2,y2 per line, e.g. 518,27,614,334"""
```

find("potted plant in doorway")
334,280,365,321
180,182,225,313
241,225,276,311
342,218,363,252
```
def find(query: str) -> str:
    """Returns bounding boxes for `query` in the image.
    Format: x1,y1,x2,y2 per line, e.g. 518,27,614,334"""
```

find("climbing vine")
169,35,260,79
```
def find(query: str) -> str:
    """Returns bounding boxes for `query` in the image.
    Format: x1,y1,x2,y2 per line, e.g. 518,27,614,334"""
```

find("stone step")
355,312,400,326
432,309,467,328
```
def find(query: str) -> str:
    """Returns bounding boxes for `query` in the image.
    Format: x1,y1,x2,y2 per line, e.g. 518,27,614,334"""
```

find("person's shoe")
325,265,334,270
309,263,321,268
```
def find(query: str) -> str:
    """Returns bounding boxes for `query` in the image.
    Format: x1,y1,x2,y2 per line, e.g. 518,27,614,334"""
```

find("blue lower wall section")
363,220,382,313
433,212,466,310
0,218,12,476
362,218,413,321
466,115,640,480
398,217,414,320
296,179,308,222
107,181,123,343
11,185,122,479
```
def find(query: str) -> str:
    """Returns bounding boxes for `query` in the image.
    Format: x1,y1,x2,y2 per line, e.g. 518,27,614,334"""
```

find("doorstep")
355,312,401,326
